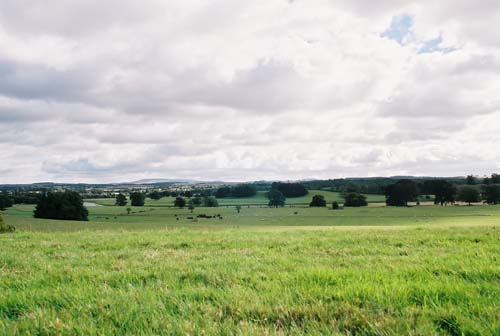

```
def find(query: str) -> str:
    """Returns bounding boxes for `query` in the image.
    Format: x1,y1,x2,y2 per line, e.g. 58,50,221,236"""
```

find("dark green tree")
466,175,476,185
34,191,88,221
231,184,257,198
309,195,326,207
130,192,145,206
174,197,186,208
332,201,340,210
491,174,500,184
271,182,308,197
457,186,480,205
0,194,13,211
149,191,162,200
343,193,368,207
385,180,420,206
188,199,195,213
214,186,231,198
483,185,500,204
203,196,219,207
423,180,456,206
268,189,286,207
115,193,127,206
191,196,203,206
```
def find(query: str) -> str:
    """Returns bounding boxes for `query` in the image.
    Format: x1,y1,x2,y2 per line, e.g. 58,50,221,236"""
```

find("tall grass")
1,224,499,335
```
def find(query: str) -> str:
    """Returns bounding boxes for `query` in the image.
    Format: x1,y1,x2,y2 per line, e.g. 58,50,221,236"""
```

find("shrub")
0,212,15,233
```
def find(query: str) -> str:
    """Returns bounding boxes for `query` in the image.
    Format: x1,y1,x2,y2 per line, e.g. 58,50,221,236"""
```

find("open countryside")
2,177,500,335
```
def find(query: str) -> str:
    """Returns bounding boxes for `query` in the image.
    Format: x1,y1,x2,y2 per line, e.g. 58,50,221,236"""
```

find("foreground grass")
1,223,500,335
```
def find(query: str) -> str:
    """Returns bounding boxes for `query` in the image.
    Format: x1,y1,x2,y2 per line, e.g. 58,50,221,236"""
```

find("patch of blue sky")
418,36,457,54
381,14,413,45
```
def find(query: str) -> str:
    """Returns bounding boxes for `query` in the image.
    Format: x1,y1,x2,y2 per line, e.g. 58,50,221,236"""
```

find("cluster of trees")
34,191,88,221
0,193,14,211
384,178,500,206
215,184,257,198
178,196,219,209
271,182,308,198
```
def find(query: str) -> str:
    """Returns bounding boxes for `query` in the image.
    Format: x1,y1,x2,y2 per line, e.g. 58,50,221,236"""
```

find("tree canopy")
271,182,308,198
214,184,257,198
422,180,456,205
343,193,368,207
203,196,219,207
268,189,286,207
0,194,13,211
130,192,145,206
457,186,480,205
34,191,88,221
174,197,186,208
385,180,419,206
115,193,127,206
483,185,500,205
309,195,327,207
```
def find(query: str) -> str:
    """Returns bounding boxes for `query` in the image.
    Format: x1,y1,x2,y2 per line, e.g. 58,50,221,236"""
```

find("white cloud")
0,0,499,183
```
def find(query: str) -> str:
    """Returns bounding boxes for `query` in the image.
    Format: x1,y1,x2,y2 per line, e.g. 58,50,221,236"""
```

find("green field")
1,204,500,335
85,190,386,207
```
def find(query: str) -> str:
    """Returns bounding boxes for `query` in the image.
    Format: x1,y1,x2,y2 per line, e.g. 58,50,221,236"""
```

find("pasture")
85,190,386,207
1,204,500,335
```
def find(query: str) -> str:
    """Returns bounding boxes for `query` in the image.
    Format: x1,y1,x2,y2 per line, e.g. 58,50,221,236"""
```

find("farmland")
1,203,500,335
85,190,386,207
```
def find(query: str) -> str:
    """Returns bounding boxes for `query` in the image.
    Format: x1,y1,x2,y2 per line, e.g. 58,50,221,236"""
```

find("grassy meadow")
85,190,386,207
1,203,500,335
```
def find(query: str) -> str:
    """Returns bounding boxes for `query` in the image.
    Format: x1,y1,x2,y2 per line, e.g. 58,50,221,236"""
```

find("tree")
343,193,368,207
385,180,419,206
0,194,13,211
191,196,203,206
235,205,242,213
215,186,232,198
0,212,15,233
149,191,162,200
483,185,500,205
332,201,340,210
182,190,193,198
34,191,88,221
271,182,308,197
130,192,145,206
491,174,500,184
231,184,257,198
115,193,127,206
309,195,326,207
188,199,195,213
457,186,480,205
174,197,186,208
126,207,132,215
203,196,219,207
423,180,456,206
466,175,476,185
268,189,286,207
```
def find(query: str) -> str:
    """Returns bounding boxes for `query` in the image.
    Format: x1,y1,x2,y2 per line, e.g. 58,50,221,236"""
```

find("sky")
1,0,499,184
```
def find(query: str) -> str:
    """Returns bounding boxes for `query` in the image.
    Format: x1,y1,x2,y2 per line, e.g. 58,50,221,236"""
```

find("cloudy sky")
1,0,499,183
